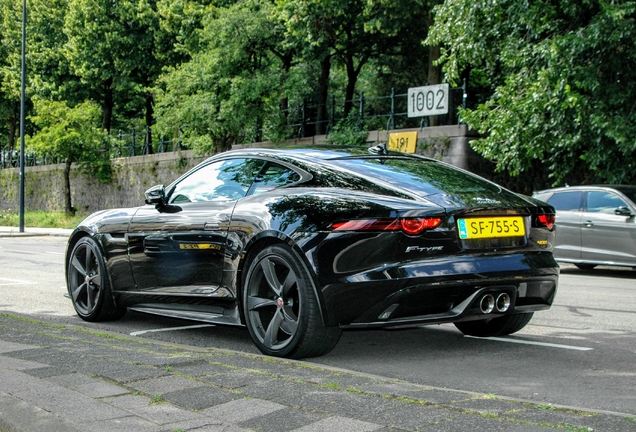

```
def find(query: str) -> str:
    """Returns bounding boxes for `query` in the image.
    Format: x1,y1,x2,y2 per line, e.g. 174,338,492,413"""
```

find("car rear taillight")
537,214,556,230
329,217,442,235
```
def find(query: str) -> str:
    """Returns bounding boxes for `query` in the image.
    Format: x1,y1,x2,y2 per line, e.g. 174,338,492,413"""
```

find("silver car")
532,185,636,269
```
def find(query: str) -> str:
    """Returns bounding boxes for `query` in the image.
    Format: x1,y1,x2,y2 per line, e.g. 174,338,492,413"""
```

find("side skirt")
128,304,244,327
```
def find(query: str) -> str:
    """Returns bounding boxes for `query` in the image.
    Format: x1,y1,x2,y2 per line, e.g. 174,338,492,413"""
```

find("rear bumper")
319,251,559,328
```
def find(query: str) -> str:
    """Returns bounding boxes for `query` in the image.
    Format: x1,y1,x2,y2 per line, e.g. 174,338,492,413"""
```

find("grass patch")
0,209,89,229
0,312,65,329
150,395,165,404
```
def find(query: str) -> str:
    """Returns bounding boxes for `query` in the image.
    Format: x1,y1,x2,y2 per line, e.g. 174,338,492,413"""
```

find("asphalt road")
1,236,634,416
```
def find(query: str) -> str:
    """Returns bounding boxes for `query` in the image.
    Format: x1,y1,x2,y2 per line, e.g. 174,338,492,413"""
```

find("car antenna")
368,143,388,156
368,143,388,164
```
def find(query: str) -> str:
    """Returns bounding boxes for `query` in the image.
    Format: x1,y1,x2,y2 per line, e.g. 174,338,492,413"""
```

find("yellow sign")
388,131,418,153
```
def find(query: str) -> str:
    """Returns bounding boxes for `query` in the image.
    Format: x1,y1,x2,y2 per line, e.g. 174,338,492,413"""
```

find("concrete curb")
0,227,72,238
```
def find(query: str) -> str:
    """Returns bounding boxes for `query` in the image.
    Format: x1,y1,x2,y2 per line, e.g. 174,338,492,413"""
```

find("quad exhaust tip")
496,293,511,312
479,292,511,314
479,294,495,314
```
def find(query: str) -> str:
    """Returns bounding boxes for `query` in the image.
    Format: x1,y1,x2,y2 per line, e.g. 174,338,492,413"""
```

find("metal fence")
1,83,471,169
284,83,468,139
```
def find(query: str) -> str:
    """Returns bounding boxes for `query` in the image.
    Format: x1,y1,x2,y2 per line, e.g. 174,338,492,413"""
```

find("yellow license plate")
179,243,221,250
458,216,524,239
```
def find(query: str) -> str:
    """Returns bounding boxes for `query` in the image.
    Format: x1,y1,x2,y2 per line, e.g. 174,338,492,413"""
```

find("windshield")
614,186,636,204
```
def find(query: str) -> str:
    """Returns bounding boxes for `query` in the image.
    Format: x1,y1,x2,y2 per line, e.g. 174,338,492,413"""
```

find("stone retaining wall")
0,126,485,213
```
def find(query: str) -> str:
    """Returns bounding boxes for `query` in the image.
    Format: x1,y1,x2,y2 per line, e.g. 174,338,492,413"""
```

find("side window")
249,162,301,195
169,158,265,203
547,191,583,211
586,191,628,214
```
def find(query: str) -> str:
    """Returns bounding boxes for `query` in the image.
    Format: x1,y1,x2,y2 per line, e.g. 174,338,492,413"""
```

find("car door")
545,191,584,260
127,157,265,295
580,190,636,264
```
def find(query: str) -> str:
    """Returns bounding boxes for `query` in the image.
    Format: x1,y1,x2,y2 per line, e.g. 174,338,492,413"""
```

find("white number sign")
408,84,449,117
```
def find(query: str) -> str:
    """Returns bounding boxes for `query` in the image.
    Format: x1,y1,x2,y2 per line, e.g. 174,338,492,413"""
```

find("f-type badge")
405,245,444,253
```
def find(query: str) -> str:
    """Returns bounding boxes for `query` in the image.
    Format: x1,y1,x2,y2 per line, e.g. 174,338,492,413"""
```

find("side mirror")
145,184,166,205
614,206,633,216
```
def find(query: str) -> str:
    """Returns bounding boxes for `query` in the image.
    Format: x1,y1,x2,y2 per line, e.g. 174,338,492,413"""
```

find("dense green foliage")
1,0,635,199
428,0,636,187
27,99,113,212
1,0,436,159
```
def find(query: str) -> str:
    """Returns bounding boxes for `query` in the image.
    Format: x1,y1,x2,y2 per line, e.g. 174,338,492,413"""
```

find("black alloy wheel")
67,237,125,322
243,244,341,359
454,312,534,337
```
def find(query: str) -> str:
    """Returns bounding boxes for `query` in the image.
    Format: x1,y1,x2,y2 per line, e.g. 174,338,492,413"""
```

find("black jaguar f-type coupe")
65,147,558,358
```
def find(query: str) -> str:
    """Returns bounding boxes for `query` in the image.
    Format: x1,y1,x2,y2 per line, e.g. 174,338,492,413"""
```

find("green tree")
279,0,441,131
27,100,112,213
0,0,23,158
155,0,215,66
154,0,300,153
28,0,88,105
363,0,442,125
279,0,362,132
63,0,159,133
427,0,636,189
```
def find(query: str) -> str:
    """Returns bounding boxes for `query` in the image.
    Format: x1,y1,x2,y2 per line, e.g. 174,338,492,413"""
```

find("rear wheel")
242,244,341,359
574,263,597,270
67,237,126,322
454,313,534,337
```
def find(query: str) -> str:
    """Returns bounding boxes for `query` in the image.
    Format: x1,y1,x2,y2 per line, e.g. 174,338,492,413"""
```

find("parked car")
532,185,636,269
65,147,558,358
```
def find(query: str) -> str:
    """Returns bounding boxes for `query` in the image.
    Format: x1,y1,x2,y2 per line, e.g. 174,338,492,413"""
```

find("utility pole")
19,0,26,232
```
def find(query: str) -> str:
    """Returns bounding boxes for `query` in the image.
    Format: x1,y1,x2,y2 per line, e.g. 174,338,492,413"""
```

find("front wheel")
67,237,126,322
454,313,534,337
242,244,341,359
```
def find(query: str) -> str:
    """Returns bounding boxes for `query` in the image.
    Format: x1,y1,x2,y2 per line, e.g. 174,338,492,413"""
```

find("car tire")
67,237,126,322
574,263,597,270
454,313,534,337
242,244,342,359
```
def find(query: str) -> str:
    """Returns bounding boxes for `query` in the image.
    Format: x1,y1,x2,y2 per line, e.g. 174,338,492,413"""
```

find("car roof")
534,185,636,194
210,147,429,163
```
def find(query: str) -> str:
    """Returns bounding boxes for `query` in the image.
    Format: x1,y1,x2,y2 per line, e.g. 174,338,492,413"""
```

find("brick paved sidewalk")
0,314,633,432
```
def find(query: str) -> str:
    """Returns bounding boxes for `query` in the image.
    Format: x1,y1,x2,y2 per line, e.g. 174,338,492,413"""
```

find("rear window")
330,157,501,197
547,191,583,211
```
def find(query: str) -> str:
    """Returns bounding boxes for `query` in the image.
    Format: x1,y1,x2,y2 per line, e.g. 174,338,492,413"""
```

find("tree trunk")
145,92,154,154
278,52,293,119
427,16,442,127
427,47,441,86
63,158,74,215
7,109,17,164
342,55,367,119
102,77,114,133
315,54,331,135
343,58,356,119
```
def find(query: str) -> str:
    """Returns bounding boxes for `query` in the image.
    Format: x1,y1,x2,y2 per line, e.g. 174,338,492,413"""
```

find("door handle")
204,214,230,231
584,220,594,227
